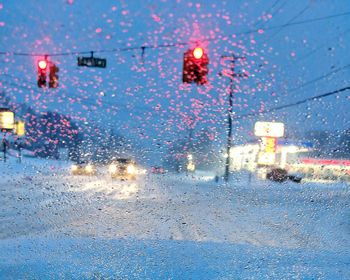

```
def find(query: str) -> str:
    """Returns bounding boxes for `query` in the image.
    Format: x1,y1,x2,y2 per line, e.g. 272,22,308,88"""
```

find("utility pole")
221,55,247,182
2,133,7,163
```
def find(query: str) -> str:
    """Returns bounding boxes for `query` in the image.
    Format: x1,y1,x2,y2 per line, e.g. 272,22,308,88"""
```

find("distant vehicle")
71,162,97,176
151,166,166,174
288,172,303,183
266,168,288,182
267,168,303,183
109,158,137,180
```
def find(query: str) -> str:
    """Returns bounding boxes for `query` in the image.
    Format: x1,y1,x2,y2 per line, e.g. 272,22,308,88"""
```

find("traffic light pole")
221,55,247,182
224,63,234,182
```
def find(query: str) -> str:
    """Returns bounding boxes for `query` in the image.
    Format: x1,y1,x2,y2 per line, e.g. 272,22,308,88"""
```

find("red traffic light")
37,59,47,87
193,47,204,59
38,60,47,70
183,48,209,85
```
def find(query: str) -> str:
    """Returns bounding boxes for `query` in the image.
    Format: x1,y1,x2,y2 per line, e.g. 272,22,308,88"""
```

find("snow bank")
0,237,349,279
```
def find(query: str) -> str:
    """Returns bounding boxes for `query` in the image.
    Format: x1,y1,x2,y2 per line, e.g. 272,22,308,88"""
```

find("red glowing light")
301,158,350,166
38,60,47,70
193,47,204,59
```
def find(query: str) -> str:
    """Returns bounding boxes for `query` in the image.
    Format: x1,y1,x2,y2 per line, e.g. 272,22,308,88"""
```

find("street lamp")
0,108,15,131
0,108,14,162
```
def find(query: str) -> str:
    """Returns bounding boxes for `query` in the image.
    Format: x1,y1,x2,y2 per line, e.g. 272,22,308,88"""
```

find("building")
229,140,312,172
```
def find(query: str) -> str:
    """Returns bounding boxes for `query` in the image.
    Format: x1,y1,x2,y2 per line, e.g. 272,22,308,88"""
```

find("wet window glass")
0,1,349,278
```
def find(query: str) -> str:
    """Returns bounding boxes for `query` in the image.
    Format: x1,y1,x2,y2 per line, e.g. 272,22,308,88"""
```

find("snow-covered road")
0,159,349,278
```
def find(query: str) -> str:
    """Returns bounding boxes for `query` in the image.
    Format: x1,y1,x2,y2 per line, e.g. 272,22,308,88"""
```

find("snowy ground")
0,156,349,279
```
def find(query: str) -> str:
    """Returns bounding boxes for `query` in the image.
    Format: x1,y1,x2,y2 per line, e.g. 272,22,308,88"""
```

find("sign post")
254,122,285,177
77,52,107,68
257,137,277,165
254,122,284,138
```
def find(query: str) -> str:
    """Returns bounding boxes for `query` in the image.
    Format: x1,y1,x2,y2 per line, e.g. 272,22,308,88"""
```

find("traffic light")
37,59,47,88
183,47,209,85
193,47,203,59
49,64,59,88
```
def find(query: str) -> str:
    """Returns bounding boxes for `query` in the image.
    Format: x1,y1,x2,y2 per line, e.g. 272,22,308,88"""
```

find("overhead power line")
287,64,350,93
264,4,310,43
235,86,350,120
252,0,286,30
0,11,349,57
2,73,349,122
295,27,350,63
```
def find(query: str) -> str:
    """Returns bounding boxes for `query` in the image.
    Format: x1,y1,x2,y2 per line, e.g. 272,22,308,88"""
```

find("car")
266,168,304,183
109,158,137,180
288,172,303,183
266,168,288,182
151,166,166,174
71,162,97,176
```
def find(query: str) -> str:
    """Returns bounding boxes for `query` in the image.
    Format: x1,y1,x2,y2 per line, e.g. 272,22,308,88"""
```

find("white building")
229,140,311,172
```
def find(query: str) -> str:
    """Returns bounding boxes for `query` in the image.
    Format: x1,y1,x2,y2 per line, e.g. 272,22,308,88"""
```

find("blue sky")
0,0,349,151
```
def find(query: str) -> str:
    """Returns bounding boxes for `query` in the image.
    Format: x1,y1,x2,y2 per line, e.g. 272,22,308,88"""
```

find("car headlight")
85,165,94,173
127,164,136,174
109,164,117,173
71,165,78,171
140,169,147,175
187,162,195,171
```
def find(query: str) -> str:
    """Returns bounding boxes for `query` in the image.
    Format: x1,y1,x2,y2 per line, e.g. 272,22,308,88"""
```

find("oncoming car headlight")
127,164,136,174
85,165,94,173
71,165,78,171
109,164,117,173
